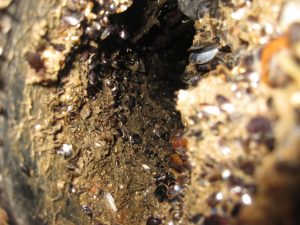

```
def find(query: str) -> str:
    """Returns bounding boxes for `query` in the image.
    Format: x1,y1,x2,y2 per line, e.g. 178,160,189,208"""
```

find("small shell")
142,164,150,170
101,27,112,40
189,46,219,64
63,15,82,26
104,192,117,212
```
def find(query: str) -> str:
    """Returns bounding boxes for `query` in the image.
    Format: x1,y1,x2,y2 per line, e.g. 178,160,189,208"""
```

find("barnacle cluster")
25,0,132,84
177,0,300,224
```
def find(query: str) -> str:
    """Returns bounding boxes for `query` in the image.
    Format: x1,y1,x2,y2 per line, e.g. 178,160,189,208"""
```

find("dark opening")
106,0,195,91
82,1,195,223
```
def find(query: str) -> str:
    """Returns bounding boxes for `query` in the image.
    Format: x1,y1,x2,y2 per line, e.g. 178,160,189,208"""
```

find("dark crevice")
81,1,194,223
97,0,195,94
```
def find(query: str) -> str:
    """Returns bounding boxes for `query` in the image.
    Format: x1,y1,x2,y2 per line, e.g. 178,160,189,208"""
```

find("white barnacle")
216,192,223,201
41,46,64,75
221,169,231,179
241,193,252,205
142,164,150,170
57,143,72,158
221,103,235,113
201,104,221,116
231,186,242,194
220,144,231,156
231,7,247,20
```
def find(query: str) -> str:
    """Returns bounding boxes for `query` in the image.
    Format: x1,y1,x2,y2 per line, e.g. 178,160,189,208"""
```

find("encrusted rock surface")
177,0,300,224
